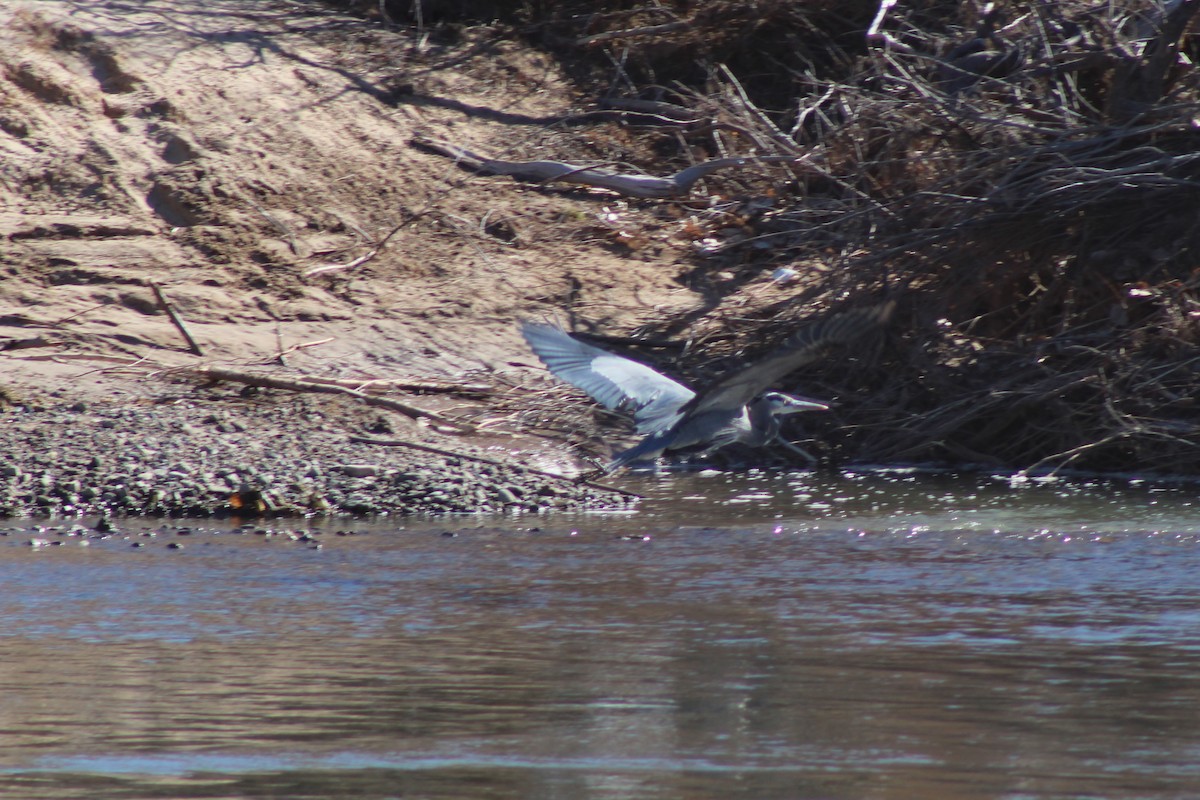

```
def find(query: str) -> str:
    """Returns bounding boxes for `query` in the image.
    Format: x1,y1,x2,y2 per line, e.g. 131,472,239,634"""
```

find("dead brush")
543,0,1200,473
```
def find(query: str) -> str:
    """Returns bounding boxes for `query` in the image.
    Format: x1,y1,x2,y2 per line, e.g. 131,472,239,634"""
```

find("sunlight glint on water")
2,470,1200,799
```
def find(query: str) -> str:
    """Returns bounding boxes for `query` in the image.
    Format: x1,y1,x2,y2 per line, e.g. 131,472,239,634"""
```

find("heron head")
759,391,829,416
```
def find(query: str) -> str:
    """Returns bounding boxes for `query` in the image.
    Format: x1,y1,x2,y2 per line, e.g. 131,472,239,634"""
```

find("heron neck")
746,401,781,446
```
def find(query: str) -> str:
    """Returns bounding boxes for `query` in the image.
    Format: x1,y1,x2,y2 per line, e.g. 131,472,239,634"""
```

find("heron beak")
781,395,830,413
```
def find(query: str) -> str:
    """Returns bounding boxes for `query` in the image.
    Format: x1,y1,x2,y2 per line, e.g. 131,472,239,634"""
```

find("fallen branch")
304,249,379,277
411,134,808,199
1017,430,1131,476
297,374,493,396
189,366,476,433
272,337,336,361
597,97,704,125
349,434,643,499
304,206,429,277
12,353,153,365
149,281,204,356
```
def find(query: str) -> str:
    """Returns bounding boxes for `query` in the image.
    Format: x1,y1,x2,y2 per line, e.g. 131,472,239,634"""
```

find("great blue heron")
522,302,894,473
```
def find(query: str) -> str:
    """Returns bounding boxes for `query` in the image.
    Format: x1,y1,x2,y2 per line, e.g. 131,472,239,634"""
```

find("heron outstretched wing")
682,301,895,418
522,322,695,434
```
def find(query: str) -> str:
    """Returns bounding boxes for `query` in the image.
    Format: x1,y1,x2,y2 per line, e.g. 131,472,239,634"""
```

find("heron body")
521,302,892,473
602,390,820,467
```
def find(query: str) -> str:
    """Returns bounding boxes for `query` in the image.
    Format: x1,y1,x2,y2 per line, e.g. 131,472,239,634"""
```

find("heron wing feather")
522,322,694,433
684,302,895,416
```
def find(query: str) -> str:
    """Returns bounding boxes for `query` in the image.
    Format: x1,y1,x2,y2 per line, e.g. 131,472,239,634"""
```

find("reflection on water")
3,470,1200,799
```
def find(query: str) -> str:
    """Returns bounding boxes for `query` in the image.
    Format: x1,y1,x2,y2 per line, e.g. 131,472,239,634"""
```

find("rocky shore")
0,387,634,519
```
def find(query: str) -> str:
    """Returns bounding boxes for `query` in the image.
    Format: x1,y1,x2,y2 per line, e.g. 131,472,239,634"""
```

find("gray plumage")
522,302,893,473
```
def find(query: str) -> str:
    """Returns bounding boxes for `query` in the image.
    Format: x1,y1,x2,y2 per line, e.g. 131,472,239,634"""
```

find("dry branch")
411,135,808,198
149,281,203,356
297,375,493,396
576,20,691,47
188,366,476,433
1108,0,1200,120
597,97,704,125
303,205,430,277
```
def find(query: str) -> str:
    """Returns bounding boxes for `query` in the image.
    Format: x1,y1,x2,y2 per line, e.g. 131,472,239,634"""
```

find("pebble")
336,464,381,478
0,395,634,519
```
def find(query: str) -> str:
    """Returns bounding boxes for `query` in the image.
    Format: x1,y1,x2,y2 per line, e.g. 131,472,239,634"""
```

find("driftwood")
190,366,476,433
349,434,643,499
411,134,808,198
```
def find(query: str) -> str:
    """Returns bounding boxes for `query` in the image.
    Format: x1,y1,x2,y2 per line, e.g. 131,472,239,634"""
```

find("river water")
3,468,1200,799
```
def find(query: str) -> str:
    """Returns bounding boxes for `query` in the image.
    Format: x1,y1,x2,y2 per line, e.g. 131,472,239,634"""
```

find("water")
3,469,1200,799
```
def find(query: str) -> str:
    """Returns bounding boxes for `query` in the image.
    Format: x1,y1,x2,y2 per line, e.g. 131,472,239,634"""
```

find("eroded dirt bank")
0,0,708,515
6,0,1200,518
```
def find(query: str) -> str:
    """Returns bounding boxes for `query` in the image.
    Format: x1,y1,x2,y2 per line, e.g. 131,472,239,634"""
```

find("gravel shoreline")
0,389,634,518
